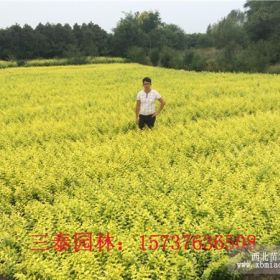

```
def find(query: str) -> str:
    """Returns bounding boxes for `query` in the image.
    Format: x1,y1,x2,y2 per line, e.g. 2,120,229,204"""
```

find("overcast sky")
0,1,246,34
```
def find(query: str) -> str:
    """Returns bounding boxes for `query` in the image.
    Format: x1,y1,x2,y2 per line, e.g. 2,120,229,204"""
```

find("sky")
0,1,246,34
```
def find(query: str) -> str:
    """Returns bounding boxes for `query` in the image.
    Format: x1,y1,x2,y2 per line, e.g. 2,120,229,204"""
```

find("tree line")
0,0,279,73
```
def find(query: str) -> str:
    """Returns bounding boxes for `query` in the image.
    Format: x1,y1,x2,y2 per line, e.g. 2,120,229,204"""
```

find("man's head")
142,77,152,91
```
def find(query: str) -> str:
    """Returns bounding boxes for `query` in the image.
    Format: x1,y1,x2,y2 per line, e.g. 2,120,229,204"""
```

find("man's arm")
153,97,166,116
135,100,141,123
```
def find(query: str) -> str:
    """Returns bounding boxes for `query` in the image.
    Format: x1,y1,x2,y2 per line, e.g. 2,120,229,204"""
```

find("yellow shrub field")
0,63,280,279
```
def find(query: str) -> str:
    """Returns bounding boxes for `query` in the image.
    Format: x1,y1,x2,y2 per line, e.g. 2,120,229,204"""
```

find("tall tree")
207,9,248,49
244,0,280,42
244,0,280,63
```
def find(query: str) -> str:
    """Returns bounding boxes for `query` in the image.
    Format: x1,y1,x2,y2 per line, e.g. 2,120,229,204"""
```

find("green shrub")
16,59,27,67
266,64,280,74
127,46,151,65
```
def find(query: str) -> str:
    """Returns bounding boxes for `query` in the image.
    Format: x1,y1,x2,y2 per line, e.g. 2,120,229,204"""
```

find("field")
0,63,280,279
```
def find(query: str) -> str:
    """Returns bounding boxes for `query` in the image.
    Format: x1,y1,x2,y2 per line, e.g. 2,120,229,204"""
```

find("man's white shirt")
136,89,161,115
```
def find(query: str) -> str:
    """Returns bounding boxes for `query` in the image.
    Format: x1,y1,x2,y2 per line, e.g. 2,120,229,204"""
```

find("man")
135,77,166,130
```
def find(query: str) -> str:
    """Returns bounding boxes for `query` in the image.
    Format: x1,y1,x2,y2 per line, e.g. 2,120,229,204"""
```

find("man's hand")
135,117,139,124
151,111,160,117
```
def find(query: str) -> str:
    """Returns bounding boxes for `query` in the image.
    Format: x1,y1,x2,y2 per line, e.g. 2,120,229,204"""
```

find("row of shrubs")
1,51,279,74
126,46,280,74
0,56,128,69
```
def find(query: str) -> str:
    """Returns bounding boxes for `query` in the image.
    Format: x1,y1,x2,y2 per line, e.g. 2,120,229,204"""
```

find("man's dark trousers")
138,114,156,130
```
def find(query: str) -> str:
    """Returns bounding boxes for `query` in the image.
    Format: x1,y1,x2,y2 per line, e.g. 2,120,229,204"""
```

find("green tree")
111,11,145,57
244,0,280,63
208,9,248,49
